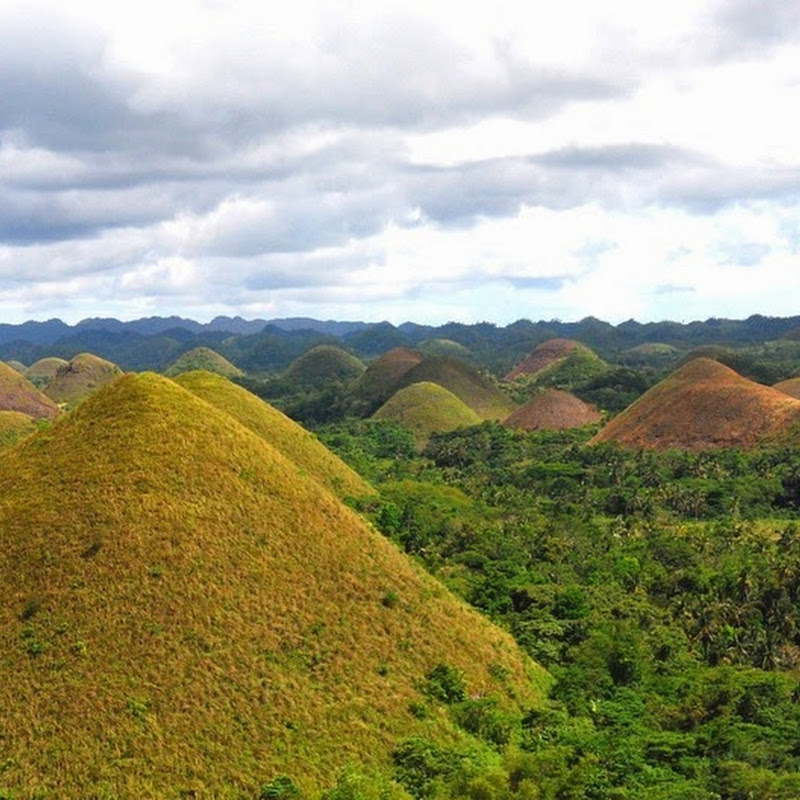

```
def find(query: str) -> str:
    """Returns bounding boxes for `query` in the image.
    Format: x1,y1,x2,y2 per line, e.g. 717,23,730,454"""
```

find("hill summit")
504,389,602,431
591,357,800,450
0,373,544,797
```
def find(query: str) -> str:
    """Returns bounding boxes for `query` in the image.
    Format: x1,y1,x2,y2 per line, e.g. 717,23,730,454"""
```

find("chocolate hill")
43,352,122,406
0,373,545,796
0,360,60,419
350,346,424,413
283,344,365,390
591,357,800,451
504,389,602,432
174,370,373,500
164,346,243,379
505,338,582,381
373,381,482,445
396,356,516,421
24,356,69,388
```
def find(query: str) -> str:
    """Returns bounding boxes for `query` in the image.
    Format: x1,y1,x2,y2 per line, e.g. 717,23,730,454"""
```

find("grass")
350,347,424,412
591,357,800,450
373,382,482,446
43,353,123,407
0,360,60,419
24,357,69,388
0,410,38,449
0,372,548,797
283,345,365,390
173,370,374,501
164,346,243,378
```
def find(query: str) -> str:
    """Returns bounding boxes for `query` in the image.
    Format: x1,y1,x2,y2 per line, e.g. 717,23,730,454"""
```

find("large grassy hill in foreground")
0,373,546,798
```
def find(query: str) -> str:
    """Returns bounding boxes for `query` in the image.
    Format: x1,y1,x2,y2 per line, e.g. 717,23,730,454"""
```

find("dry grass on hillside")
591,357,800,451
174,370,374,500
505,339,581,381
0,360,60,419
774,377,800,400
504,389,601,432
0,409,37,449
0,373,547,797
43,352,122,406
283,345,365,389
350,346,424,411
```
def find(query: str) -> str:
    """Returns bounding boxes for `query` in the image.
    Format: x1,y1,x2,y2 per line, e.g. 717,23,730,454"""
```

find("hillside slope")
43,352,122,406
174,370,373,500
0,373,546,797
350,346,424,413
591,357,800,450
373,381,482,445
283,344,365,390
0,360,60,419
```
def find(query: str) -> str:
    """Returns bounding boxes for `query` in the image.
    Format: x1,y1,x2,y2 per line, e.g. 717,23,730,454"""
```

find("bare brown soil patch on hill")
591,357,800,451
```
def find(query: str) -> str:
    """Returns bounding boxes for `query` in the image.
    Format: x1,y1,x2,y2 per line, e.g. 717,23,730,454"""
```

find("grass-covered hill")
503,389,602,432
0,373,546,797
774,377,800,399
42,352,123,407
418,338,472,359
174,370,374,501
164,346,244,378
397,356,516,421
591,357,800,450
282,344,365,390
23,356,69,388
505,339,609,390
372,381,482,445
6,360,26,373
349,346,424,413
0,410,37,450
0,360,60,419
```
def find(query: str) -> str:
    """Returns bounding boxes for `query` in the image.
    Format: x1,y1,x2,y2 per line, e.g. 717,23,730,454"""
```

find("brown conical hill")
174,370,373,500
164,345,243,378
373,381,482,445
350,346,424,413
43,352,123,406
504,389,602,432
774,377,800,400
0,410,37,449
591,357,800,451
283,344,365,390
397,356,516,421
0,360,60,419
505,338,582,381
0,373,547,797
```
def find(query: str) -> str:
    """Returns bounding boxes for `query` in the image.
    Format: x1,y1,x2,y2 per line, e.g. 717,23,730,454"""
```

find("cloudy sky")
1,0,800,326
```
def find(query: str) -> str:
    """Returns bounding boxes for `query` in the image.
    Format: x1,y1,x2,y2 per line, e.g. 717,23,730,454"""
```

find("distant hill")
505,338,583,381
174,370,373,500
397,357,516,421
591,357,800,450
774,377,800,399
0,360,60,419
419,338,472,359
283,344,365,390
350,346,425,413
504,389,602,432
373,382,482,445
24,356,69,388
505,339,608,391
0,410,37,449
6,360,26,373
43,353,123,407
164,346,243,378
0,373,545,796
